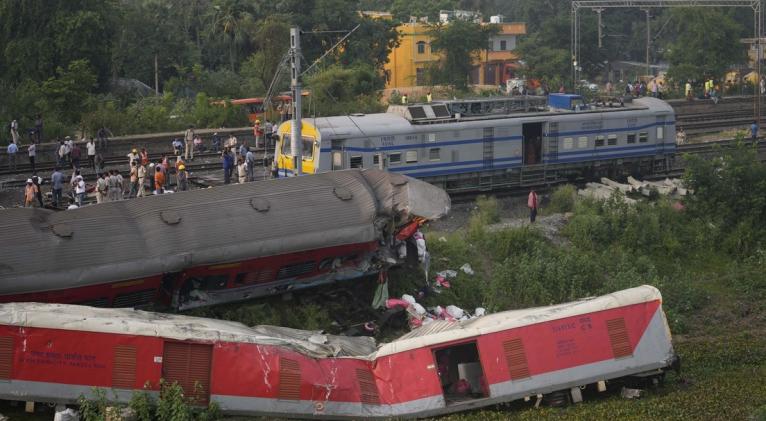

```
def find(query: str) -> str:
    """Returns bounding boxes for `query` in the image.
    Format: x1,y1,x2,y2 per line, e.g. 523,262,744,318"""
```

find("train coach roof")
0,302,377,358
0,169,449,295
0,286,661,360
302,113,412,138
376,285,663,357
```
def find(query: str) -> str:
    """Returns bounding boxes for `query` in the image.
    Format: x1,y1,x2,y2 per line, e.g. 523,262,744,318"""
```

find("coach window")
578,136,588,148
389,152,401,165
595,135,605,147
639,132,649,143
429,148,441,161
563,137,573,150
627,134,637,144
302,137,315,159
608,134,618,146
350,156,363,168
656,126,664,140
405,150,418,163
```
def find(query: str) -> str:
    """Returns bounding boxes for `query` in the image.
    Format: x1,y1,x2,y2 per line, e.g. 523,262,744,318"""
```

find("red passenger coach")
0,286,677,419
0,169,450,310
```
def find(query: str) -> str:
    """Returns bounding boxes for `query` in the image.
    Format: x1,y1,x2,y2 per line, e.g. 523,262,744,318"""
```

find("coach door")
433,341,488,405
522,123,543,165
331,139,345,171
162,342,213,406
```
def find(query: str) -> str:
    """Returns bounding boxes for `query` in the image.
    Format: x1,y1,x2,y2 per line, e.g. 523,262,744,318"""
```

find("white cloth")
87,142,96,156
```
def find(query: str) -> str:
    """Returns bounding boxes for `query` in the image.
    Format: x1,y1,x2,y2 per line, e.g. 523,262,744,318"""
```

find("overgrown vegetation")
78,381,220,421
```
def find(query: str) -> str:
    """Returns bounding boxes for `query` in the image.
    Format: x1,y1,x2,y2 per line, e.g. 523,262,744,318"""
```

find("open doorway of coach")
433,341,488,405
522,122,543,165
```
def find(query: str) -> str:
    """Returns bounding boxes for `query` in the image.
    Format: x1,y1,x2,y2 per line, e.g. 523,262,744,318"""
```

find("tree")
666,8,746,83
0,0,116,87
305,64,386,116
39,59,98,124
427,20,498,91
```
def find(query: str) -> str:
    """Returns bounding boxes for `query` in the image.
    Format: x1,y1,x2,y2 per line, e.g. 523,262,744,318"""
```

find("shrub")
547,184,577,214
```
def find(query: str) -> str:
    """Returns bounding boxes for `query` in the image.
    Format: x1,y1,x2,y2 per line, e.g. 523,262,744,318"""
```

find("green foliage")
129,389,154,421
39,59,98,125
427,20,499,91
467,195,500,239
78,388,108,421
305,64,387,116
666,9,748,84
683,138,766,256
547,184,577,214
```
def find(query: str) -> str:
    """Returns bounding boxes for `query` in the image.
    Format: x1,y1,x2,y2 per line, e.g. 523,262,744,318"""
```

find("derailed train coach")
0,285,677,419
0,169,450,310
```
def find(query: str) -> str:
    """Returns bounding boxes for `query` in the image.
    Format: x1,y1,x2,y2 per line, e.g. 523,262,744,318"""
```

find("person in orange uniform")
154,165,165,195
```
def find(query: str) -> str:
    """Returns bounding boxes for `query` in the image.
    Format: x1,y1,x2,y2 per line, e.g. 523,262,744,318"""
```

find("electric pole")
290,26,303,176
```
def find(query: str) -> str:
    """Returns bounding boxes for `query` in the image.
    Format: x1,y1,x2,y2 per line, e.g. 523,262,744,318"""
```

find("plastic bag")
460,263,474,275
446,305,464,319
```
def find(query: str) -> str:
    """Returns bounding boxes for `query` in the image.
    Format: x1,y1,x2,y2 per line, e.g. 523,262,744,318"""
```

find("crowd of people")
10,120,280,209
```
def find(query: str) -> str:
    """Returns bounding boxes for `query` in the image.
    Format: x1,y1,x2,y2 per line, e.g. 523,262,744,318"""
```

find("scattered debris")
460,263,474,275
53,408,79,421
579,177,688,203
620,387,643,399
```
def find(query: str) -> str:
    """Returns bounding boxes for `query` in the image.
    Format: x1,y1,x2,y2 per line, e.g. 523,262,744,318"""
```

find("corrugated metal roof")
0,169,450,295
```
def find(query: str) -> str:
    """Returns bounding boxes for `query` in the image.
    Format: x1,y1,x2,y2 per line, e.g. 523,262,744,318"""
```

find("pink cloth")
527,191,538,209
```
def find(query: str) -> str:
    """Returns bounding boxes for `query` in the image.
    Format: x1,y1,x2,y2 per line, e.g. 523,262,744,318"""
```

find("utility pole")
596,8,604,48
290,26,303,176
644,9,651,78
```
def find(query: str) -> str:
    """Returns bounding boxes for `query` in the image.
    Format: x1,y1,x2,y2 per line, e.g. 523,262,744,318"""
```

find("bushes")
79,381,220,421
547,184,577,213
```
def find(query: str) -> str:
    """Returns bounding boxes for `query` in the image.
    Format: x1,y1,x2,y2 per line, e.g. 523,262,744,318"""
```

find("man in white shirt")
86,138,96,170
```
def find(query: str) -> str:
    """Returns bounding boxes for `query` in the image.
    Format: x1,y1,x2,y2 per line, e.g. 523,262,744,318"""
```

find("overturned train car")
0,169,450,310
0,285,677,419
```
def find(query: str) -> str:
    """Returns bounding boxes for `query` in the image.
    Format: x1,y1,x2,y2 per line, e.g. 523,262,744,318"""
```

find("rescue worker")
154,165,165,194
51,167,64,207
751,120,759,140
140,148,150,166
75,175,86,207
177,164,188,191
237,156,247,184
685,80,693,101
86,138,96,170
184,125,195,161
222,148,234,184
24,179,38,207
6,140,18,171
108,170,120,201
70,143,81,170
528,189,539,223
137,162,147,197
245,147,256,181
254,120,264,148
96,172,108,204
32,175,44,207
129,161,139,198
127,148,139,165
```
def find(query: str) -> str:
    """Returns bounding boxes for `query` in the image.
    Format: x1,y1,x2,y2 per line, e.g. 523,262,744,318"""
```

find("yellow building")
384,20,527,89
